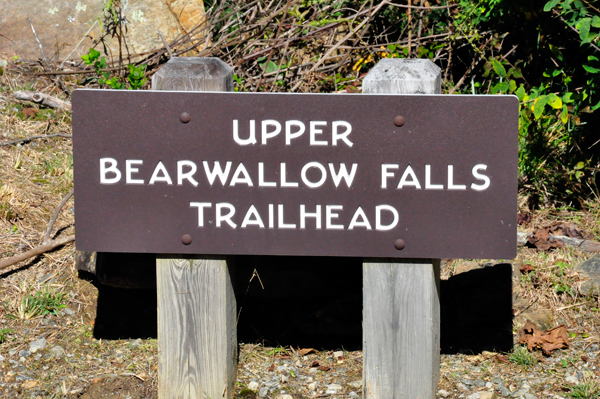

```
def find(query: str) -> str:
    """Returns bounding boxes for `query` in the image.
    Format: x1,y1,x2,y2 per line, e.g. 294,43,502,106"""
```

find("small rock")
438,389,450,398
281,374,289,383
0,354,5,361
574,254,600,296
275,395,293,399
485,382,493,389
248,381,259,391
50,345,66,359
348,392,359,399
462,379,474,386
258,386,269,397
16,374,33,381
348,380,362,389
29,338,47,353
333,351,344,358
8,349,16,356
130,338,143,349
478,392,496,399
456,382,469,392
91,377,102,384
515,309,554,331
523,394,538,399
475,379,485,388
19,350,31,358
453,260,481,275
565,375,579,385
326,383,342,394
61,308,75,316
466,394,481,399
308,382,317,391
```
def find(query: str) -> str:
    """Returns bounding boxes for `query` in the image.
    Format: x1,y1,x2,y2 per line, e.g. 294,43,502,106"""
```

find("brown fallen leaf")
517,213,532,225
317,365,331,371
298,348,316,356
520,264,534,274
21,380,39,389
528,228,564,251
310,360,320,368
21,107,38,119
268,363,275,372
519,320,569,356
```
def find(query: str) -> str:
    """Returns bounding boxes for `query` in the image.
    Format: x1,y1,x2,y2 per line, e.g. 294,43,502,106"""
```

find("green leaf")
589,55,599,62
583,64,600,73
492,59,507,78
592,100,600,111
544,0,560,11
491,82,509,94
509,80,517,92
547,93,563,109
576,18,592,41
593,16,600,28
562,92,574,103
560,104,569,124
574,161,585,170
515,85,527,101
533,95,548,119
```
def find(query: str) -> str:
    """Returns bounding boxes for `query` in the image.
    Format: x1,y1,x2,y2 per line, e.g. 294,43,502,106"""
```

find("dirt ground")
1,63,600,399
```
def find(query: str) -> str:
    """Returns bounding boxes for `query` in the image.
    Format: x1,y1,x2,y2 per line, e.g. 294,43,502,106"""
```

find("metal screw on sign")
181,234,192,245
394,239,406,250
180,112,191,123
394,116,405,127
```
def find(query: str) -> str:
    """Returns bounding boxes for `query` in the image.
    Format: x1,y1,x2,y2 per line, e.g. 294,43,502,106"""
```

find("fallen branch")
1,133,72,146
12,91,71,111
0,189,75,271
517,232,600,252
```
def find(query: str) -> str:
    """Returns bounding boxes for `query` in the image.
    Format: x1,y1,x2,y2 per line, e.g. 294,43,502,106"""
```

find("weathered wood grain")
157,257,236,399
153,57,236,399
362,58,442,399
13,90,72,110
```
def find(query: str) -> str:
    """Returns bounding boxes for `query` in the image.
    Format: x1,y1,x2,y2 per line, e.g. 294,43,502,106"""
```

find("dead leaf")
317,365,331,371
21,107,38,119
268,363,275,372
298,348,316,356
518,320,569,356
21,380,39,389
517,213,532,225
527,228,564,251
520,264,534,274
310,360,320,368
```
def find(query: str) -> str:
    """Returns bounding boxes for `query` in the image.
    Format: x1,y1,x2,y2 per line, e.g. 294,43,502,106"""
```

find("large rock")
0,0,206,62
574,254,600,296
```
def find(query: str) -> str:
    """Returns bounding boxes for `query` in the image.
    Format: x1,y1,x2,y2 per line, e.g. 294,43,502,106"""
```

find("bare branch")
13,91,72,111
0,133,73,147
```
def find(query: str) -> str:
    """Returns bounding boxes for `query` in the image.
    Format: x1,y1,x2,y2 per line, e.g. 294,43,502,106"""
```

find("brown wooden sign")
72,89,518,259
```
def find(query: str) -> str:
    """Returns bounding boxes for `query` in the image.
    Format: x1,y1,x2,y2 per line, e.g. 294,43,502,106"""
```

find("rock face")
0,0,206,62
574,254,600,296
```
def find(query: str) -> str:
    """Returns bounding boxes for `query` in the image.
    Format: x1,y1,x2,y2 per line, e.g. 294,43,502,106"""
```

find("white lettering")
471,164,490,191
309,121,328,146
397,165,421,189
149,161,173,185
280,163,299,187
262,120,281,144
348,206,372,230
100,158,121,184
268,204,274,228
258,162,276,187
125,160,144,184
241,205,265,228
326,205,344,230
301,162,327,188
381,164,399,189
376,205,399,231
278,204,296,229
177,160,198,186
425,165,444,189
285,120,305,145
331,121,353,147
203,161,232,186
447,165,466,190
328,163,357,188
216,203,237,228
190,202,212,227
233,119,257,145
229,163,254,186
300,204,321,229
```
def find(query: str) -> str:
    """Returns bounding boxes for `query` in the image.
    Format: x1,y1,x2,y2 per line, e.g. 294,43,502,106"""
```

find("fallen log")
12,91,71,111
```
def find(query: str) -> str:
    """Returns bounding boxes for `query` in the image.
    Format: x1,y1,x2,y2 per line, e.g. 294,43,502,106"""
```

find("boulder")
574,254,600,296
0,0,206,62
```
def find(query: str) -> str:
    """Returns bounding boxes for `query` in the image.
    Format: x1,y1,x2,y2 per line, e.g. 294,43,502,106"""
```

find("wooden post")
152,58,237,399
362,59,442,399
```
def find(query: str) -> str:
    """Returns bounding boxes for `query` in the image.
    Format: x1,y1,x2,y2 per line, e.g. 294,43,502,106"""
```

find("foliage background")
196,0,600,209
